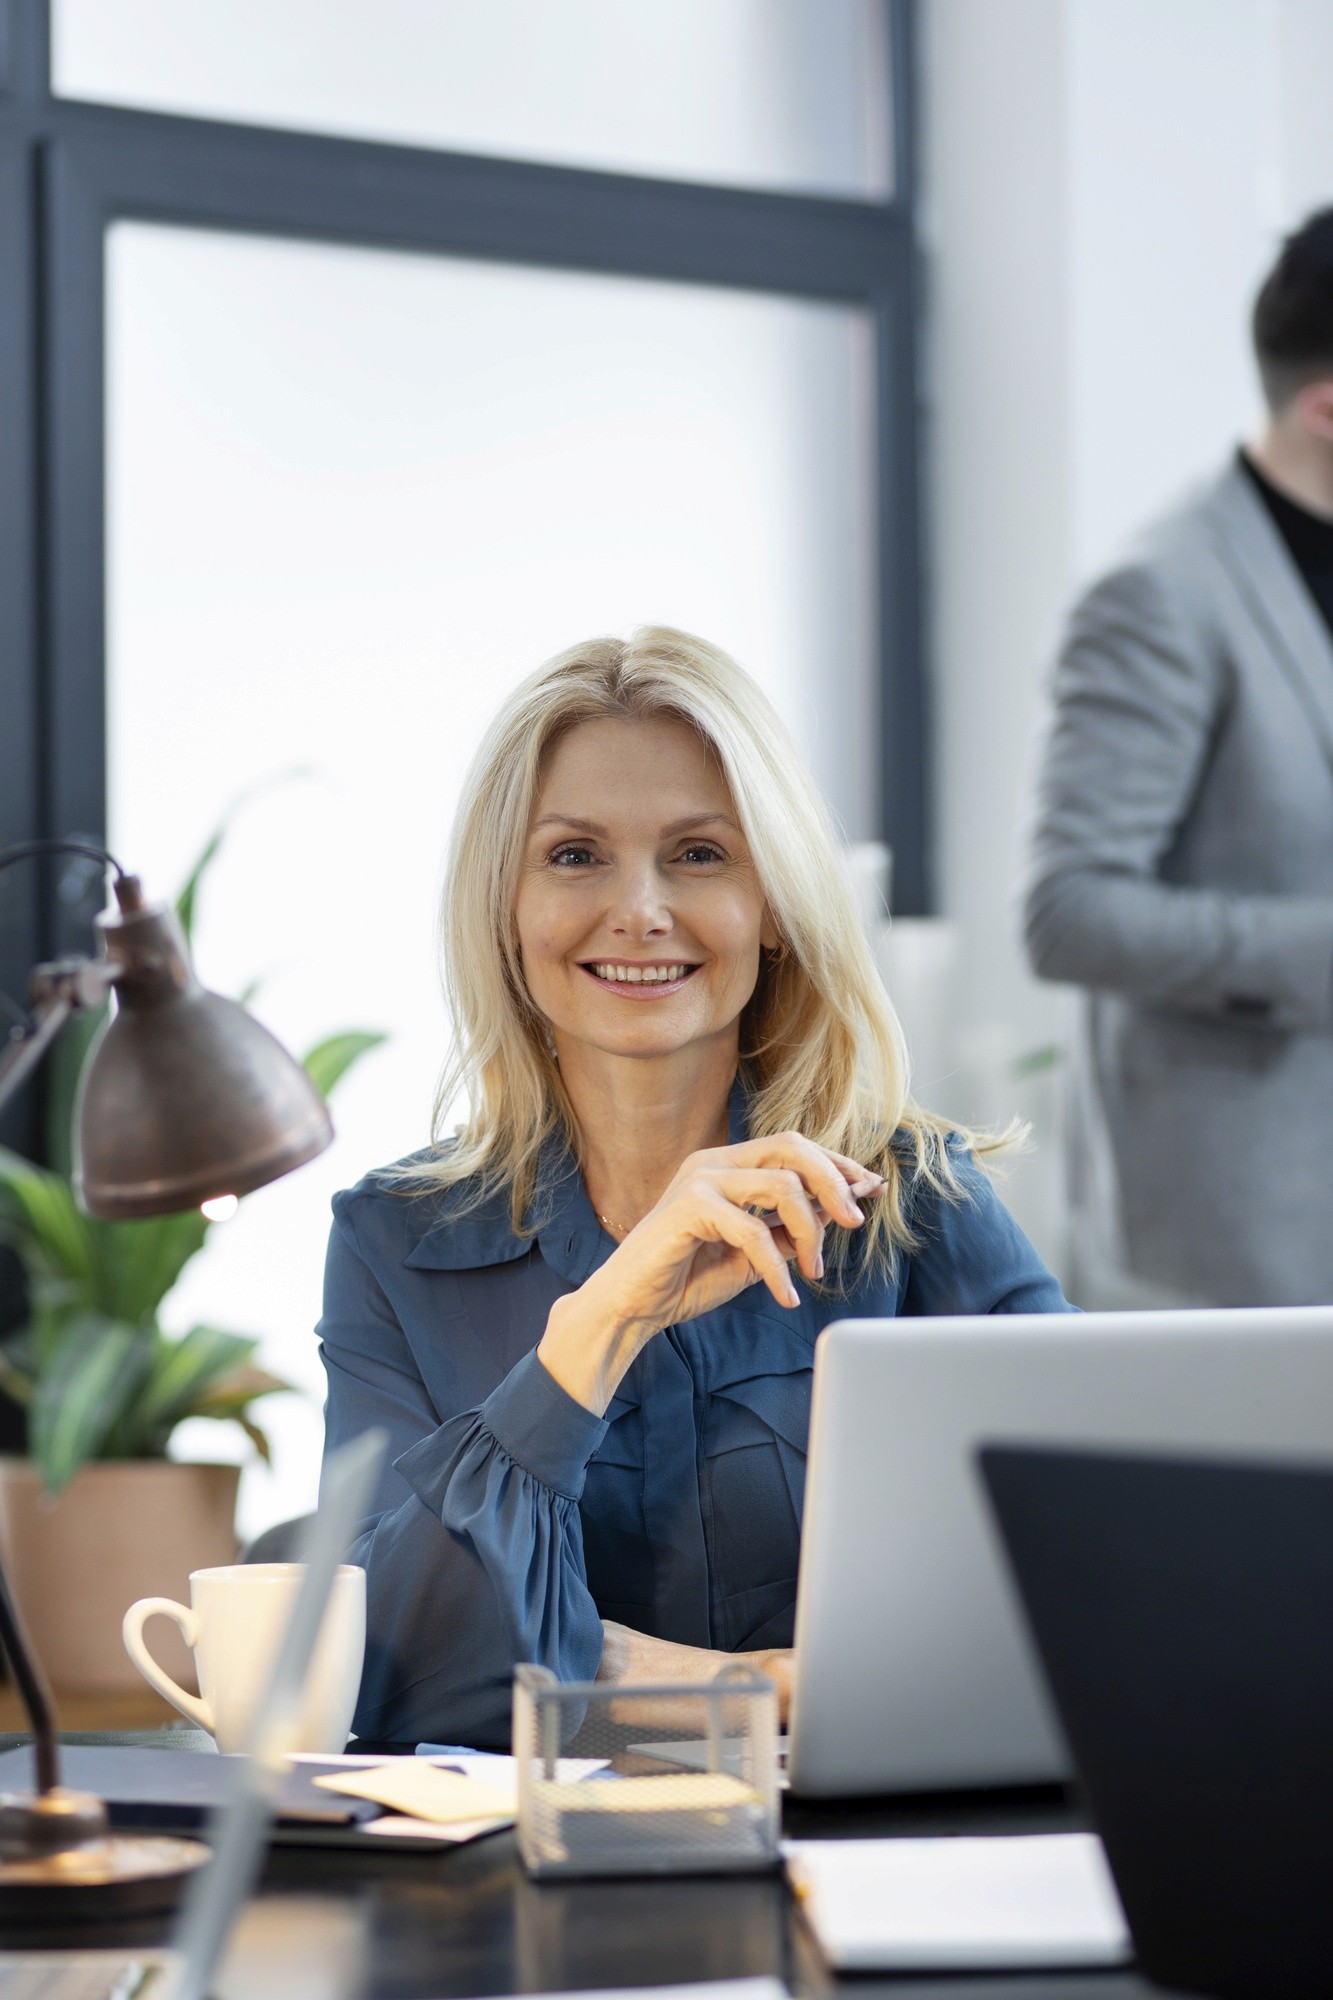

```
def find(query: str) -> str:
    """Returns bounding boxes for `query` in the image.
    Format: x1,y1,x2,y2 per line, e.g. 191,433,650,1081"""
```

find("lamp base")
0,1832,209,1927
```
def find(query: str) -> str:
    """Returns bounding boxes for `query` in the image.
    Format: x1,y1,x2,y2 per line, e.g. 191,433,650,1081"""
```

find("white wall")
921,0,1333,1277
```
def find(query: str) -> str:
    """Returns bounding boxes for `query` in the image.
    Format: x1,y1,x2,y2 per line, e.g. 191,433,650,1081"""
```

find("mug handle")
122,1597,214,1733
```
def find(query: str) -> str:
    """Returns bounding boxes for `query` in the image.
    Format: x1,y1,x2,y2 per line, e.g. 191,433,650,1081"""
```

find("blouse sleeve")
901,1147,1074,1316
318,1200,609,1747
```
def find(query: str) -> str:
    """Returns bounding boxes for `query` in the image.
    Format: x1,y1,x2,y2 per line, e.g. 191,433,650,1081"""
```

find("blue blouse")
317,1090,1070,1747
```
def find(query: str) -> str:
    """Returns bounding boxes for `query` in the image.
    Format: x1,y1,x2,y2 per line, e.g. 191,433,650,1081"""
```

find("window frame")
0,0,926,1156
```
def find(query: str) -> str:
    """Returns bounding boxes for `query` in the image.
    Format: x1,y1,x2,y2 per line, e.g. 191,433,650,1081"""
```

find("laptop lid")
786,1307,1333,1797
164,1427,384,2000
979,1444,1333,2000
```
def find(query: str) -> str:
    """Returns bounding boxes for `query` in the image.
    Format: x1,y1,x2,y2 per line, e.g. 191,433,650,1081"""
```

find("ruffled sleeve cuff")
480,1347,609,1496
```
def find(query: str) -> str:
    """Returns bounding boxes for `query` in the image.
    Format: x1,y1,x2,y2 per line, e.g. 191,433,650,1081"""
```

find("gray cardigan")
1023,459,1333,1307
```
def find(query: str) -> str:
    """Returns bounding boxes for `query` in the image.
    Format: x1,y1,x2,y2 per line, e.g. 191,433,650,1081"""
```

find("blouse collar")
404,1072,751,1283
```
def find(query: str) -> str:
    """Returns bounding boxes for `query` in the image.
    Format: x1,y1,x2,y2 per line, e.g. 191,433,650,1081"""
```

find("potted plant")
0,801,384,1694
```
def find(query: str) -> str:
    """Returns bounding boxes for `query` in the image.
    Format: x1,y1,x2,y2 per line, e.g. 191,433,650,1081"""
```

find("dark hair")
1253,208,1333,410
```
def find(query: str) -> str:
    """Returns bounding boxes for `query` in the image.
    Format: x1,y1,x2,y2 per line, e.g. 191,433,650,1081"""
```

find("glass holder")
512,1661,781,1878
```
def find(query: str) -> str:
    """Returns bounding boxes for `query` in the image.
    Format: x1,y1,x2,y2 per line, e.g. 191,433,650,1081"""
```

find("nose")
608,856,672,940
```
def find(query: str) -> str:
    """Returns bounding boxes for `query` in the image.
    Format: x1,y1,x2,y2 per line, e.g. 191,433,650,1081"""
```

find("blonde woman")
318,627,1069,1749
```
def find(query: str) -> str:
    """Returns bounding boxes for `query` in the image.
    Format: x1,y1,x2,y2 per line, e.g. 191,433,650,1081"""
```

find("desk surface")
4,1733,1173,2000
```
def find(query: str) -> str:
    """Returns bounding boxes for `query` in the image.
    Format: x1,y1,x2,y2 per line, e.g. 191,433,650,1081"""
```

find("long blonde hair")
415,626,996,1279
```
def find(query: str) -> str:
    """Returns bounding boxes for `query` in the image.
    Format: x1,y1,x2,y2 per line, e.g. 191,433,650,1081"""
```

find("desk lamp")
0,837,334,1919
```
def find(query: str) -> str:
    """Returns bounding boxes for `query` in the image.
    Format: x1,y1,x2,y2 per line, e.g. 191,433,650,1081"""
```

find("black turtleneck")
1240,448,1333,644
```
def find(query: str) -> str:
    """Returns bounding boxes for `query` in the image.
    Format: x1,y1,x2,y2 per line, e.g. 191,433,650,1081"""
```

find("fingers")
822,1148,888,1200
703,1191,802,1309
695,1167,825,1282
721,1134,885,1229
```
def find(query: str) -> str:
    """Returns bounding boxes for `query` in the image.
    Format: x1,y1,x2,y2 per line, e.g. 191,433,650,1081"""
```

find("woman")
319,626,1070,1748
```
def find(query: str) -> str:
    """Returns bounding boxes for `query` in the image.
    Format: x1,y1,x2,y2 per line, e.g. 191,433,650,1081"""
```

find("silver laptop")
786,1307,1333,1798
0,1430,383,2000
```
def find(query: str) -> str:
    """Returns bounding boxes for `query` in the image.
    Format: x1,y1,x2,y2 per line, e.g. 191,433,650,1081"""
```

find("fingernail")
814,1250,825,1280
786,1281,800,1306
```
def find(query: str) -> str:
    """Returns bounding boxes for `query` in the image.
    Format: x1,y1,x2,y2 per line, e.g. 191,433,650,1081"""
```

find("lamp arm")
0,835,124,1123
0,990,74,1124
0,962,118,1124
0,956,117,1792
0,986,73,1793
0,1568,58,1793
0,837,125,883
0,988,78,1793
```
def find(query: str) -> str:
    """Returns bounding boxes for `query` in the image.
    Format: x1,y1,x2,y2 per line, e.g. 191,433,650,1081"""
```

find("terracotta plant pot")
0,1458,240,1695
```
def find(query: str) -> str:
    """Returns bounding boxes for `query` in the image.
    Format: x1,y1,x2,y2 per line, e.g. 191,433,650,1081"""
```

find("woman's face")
514,713,777,1067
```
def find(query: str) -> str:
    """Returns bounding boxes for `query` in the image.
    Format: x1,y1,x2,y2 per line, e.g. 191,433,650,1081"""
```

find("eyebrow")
530,811,742,838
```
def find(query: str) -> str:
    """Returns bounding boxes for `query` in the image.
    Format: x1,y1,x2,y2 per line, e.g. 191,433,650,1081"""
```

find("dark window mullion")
0,0,50,107
875,278,928,915
43,95,909,304
41,135,105,958
0,130,43,1152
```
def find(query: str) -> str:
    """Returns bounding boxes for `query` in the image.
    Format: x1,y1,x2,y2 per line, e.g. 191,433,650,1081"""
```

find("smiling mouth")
580,961,702,992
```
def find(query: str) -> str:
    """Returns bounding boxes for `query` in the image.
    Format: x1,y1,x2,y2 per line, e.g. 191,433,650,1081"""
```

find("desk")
6,1733,1171,2000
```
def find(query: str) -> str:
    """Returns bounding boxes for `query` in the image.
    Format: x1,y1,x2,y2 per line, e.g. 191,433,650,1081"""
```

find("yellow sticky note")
312,1760,516,1824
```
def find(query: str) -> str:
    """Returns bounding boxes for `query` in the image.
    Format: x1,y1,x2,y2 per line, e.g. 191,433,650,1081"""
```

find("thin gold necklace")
597,1210,630,1238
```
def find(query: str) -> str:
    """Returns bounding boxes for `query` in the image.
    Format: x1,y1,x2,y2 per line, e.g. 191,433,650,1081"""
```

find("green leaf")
1009,1044,1064,1080
44,1006,108,1182
190,1362,297,1467
88,1209,211,1326
0,1146,97,1292
235,1415,273,1463
0,1147,212,1328
0,1351,34,1408
301,1031,386,1100
29,1315,155,1492
174,764,314,945
119,1323,259,1443
190,1361,296,1415
174,825,227,946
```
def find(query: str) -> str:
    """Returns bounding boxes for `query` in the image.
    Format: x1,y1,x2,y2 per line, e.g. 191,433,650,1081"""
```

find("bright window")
105,222,877,1532
56,0,893,199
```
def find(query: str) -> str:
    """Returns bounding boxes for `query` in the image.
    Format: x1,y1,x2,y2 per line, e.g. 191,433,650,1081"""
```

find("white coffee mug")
123,1562,366,1755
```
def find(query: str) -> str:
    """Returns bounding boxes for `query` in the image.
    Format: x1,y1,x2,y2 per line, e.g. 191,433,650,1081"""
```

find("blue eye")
679,843,725,865
549,844,598,868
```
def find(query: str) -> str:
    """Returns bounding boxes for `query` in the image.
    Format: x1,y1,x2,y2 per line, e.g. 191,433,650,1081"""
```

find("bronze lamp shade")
74,875,333,1220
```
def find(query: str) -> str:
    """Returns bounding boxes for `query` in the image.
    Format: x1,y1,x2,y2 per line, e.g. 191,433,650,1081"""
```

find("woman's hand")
597,1620,794,1727
538,1133,884,1414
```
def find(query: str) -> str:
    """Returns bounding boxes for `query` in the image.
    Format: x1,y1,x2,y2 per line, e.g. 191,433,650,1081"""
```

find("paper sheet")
471,1985,786,2000
535,1773,758,1814
363,1813,511,1843
292,1750,606,1781
313,1760,516,1823
784,1832,1131,1971
422,1751,607,1785
290,1753,391,1768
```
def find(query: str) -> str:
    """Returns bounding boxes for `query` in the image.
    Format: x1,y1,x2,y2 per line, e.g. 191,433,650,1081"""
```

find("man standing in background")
1024,209,1333,1308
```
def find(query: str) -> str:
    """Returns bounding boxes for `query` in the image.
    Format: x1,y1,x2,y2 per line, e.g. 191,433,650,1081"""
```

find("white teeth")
589,963,692,984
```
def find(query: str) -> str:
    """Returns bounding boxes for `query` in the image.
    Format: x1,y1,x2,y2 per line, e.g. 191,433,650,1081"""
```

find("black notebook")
0,1742,380,1841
